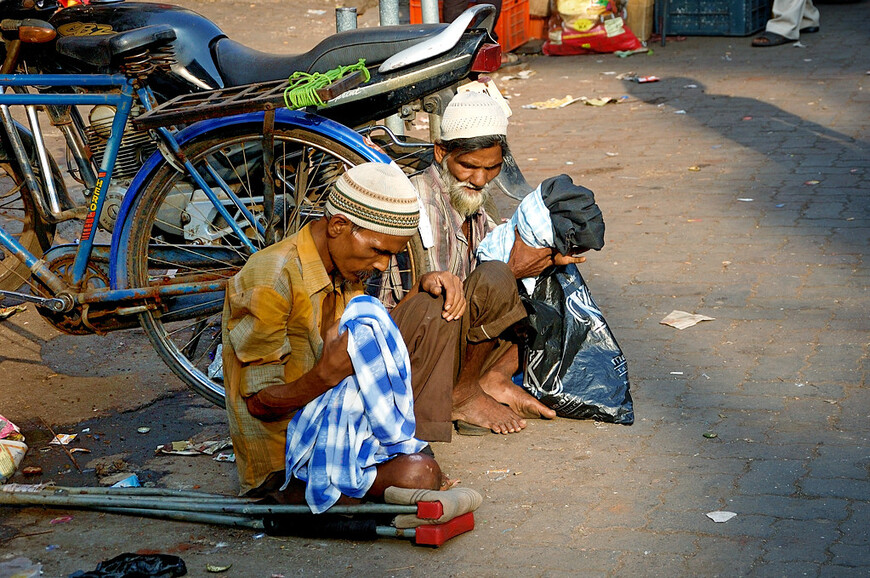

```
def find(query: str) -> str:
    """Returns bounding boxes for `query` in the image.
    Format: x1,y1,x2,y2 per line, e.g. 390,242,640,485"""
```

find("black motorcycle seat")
55,24,176,69
214,23,447,87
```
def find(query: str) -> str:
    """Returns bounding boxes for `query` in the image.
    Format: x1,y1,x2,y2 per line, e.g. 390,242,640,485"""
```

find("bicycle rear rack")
133,70,367,130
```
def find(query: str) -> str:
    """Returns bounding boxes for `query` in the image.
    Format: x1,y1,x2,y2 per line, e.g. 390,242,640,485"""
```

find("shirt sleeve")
226,284,293,398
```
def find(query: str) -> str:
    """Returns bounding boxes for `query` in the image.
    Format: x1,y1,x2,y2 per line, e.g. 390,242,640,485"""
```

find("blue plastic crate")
655,0,772,36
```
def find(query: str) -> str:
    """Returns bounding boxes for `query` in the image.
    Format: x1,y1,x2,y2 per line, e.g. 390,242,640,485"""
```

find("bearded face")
440,158,495,219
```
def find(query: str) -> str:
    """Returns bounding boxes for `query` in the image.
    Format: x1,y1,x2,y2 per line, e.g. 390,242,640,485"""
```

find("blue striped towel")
282,295,428,513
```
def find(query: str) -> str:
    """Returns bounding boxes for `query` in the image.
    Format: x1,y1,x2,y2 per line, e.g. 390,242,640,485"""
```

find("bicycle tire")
124,123,424,407
0,130,57,291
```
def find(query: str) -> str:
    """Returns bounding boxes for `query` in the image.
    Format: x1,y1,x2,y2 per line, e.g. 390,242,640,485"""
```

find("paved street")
1,0,868,575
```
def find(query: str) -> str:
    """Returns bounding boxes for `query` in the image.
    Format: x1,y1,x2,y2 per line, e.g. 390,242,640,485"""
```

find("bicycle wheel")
0,134,57,291
124,123,423,406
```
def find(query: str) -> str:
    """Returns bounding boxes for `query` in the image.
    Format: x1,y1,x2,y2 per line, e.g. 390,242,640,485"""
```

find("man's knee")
467,260,515,289
376,452,442,492
397,453,442,490
393,292,459,346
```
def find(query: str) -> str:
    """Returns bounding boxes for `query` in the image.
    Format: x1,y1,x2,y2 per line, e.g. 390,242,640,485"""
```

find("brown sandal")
752,31,791,47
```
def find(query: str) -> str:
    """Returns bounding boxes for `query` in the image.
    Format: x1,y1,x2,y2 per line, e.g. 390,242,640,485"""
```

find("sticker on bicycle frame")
57,22,115,37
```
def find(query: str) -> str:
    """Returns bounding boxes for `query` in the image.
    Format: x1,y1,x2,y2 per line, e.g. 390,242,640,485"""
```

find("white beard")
439,160,494,219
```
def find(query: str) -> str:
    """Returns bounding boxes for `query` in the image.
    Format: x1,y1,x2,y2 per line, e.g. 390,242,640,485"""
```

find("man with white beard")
409,91,585,436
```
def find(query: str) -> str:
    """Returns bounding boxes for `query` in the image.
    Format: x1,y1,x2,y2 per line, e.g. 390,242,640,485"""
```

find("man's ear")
325,214,352,239
433,143,447,164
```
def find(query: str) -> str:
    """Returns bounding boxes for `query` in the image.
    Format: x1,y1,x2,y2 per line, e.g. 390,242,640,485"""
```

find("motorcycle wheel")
0,140,57,291
124,124,425,407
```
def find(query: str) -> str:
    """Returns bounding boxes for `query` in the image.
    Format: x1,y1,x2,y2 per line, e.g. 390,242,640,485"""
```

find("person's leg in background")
753,0,819,46
765,0,819,39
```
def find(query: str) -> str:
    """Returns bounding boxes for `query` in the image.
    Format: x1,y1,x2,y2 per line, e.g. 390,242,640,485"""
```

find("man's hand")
507,227,586,279
314,321,353,385
418,271,466,321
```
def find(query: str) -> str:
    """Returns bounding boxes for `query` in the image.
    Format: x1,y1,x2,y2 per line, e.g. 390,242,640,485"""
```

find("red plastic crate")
526,15,548,40
410,0,529,52
498,0,530,52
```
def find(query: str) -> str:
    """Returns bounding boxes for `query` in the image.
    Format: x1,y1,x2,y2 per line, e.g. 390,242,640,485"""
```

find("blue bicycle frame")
0,72,389,318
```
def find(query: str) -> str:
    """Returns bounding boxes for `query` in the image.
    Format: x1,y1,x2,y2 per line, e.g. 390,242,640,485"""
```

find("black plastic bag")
521,264,633,424
69,553,186,578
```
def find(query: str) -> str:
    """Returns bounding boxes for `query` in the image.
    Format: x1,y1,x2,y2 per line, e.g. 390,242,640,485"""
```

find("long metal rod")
34,485,236,499
0,491,420,515
71,82,135,287
24,104,62,214
96,506,264,529
0,73,130,87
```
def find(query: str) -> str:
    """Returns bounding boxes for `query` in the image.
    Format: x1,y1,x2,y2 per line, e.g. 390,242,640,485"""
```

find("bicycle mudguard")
108,109,391,289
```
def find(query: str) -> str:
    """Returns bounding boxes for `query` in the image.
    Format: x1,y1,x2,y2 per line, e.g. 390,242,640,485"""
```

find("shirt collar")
296,224,332,297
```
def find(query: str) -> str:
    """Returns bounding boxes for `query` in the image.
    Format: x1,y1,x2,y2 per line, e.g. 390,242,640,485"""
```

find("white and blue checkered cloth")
282,295,428,513
477,184,554,293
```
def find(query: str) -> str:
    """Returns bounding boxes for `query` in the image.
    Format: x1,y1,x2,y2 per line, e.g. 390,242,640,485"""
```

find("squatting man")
221,162,545,505
411,90,587,435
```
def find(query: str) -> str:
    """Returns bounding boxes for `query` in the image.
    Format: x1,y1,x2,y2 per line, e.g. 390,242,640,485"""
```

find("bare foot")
479,371,557,420
441,473,460,490
452,392,527,434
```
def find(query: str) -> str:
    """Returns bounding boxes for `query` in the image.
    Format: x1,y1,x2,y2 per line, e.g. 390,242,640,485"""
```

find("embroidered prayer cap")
325,162,420,237
440,91,508,141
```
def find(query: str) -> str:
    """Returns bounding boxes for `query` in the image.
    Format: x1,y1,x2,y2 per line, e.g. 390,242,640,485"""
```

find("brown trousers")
391,261,527,442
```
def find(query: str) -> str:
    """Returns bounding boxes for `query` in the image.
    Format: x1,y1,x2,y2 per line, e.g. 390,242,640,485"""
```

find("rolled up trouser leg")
393,292,460,442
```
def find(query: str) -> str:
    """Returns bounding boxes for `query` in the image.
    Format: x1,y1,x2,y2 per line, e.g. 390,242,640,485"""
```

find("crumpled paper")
660,310,715,330
522,95,619,109
706,510,737,523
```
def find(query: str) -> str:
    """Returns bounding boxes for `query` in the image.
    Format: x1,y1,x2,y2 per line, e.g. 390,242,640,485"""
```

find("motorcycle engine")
85,104,157,231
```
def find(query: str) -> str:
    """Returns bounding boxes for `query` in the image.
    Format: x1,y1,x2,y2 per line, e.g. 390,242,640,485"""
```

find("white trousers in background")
765,0,820,39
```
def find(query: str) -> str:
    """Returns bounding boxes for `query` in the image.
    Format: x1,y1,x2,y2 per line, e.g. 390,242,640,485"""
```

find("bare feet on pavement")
452,391,527,434
479,371,557,420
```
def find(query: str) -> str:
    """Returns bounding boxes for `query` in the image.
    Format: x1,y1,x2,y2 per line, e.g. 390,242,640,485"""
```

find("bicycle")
0,18,415,406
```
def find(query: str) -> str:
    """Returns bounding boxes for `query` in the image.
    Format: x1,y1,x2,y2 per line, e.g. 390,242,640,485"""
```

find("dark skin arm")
245,321,353,421
395,270,467,321
506,227,588,280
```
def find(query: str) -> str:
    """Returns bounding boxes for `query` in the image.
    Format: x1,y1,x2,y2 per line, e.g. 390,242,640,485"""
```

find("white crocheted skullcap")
440,91,508,141
325,162,419,237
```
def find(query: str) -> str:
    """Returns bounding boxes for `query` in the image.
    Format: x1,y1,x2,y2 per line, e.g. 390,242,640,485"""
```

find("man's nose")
468,169,488,189
373,254,391,272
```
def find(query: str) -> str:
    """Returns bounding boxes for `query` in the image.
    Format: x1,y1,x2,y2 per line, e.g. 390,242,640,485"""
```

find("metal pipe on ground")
0,490,421,516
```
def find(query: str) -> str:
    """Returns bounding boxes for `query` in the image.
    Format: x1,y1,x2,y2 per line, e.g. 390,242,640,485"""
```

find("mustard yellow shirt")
221,224,363,494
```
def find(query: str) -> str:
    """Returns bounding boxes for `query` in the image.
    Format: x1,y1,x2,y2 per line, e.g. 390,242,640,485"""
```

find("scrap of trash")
0,304,27,321
660,310,715,330
706,510,737,523
156,438,233,457
498,69,536,82
615,72,660,83
0,414,27,483
522,95,621,110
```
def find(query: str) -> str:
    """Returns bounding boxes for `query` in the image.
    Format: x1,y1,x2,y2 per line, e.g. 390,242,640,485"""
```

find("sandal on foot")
752,31,791,47
454,420,491,436
800,26,819,34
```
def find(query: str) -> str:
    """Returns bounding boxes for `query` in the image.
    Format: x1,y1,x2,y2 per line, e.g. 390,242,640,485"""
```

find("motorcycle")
0,0,513,405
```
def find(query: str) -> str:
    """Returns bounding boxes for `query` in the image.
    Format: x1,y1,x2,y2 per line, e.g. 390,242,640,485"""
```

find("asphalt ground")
1,0,868,575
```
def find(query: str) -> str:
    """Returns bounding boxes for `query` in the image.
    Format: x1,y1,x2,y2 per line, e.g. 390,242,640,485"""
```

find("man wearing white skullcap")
410,91,585,436
223,162,466,504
